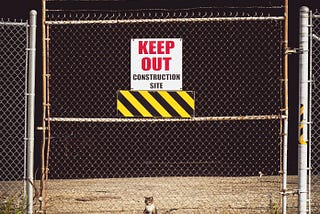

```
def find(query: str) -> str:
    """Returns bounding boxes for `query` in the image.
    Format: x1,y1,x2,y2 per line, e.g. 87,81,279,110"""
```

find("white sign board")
131,38,182,91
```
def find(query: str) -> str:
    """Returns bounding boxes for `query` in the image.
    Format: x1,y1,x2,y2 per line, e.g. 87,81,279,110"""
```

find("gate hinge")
37,126,48,130
281,189,299,196
286,48,302,54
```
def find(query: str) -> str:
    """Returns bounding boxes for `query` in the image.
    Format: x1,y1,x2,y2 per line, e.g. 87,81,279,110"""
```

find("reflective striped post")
298,6,309,214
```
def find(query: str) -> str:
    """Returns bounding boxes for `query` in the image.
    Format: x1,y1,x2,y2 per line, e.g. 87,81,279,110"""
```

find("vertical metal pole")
307,9,313,214
27,10,37,214
282,0,289,213
299,6,309,214
40,0,47,211
282,111,288,214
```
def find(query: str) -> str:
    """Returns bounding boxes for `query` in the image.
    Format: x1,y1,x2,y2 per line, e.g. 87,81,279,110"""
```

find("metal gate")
40,3,288,213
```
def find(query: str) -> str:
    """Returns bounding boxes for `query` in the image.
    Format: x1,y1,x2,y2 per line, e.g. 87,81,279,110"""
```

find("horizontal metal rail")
0,21,28,26
45,16,285,25
49,115,280,123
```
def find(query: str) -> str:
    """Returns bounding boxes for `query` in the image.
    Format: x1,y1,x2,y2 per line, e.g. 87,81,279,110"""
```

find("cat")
143,196,157,214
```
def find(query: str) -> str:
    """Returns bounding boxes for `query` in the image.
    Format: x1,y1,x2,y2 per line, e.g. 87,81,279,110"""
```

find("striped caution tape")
117,90,195,118
299,104,307,145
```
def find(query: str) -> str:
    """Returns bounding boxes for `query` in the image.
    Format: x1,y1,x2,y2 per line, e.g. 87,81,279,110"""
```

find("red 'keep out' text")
139,40,175,54
138,40,175,71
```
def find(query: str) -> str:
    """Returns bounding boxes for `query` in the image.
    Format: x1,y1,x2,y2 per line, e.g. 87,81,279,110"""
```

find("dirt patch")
29,176,302,213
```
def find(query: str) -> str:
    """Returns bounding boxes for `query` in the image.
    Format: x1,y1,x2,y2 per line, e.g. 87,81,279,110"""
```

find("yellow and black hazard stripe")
299,104,307,145
117,90,195,118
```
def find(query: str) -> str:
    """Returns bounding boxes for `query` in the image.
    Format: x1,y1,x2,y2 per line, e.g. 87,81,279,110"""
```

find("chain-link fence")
0,19,28,208
42,7,289,213
310,9,320,214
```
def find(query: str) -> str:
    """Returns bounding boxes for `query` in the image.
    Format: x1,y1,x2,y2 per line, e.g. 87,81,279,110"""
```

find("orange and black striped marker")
117,90,195,118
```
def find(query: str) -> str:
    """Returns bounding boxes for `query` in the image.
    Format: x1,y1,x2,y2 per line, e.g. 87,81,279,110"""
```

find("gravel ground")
29,175,302,213
2,175,318,213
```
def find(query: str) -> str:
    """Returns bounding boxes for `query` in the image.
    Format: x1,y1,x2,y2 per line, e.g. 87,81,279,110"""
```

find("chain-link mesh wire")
47,17,283,118
311,10,320,214
44,8,286,213
0,20,28,207
49,120,280,178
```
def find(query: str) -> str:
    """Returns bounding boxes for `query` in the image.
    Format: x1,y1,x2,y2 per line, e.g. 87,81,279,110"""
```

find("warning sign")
130,38,182,91
117,90,194,118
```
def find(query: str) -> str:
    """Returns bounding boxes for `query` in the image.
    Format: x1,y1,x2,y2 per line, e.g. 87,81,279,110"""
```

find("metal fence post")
282,1,289,213
26,10,37,214
298,6,309,214
308,9,313,214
